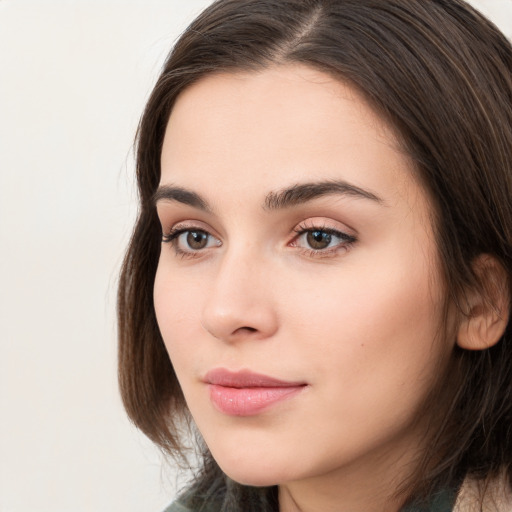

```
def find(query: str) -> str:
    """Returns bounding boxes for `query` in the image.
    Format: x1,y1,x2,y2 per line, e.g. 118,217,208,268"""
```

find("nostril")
238,326,257,333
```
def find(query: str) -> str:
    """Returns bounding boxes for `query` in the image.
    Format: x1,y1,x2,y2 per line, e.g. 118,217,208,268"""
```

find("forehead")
160,64,421,211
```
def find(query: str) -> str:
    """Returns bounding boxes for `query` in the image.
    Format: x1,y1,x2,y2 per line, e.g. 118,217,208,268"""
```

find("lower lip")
208,384,305,416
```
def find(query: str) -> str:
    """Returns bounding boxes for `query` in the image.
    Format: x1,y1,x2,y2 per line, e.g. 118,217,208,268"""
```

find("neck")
277,434,421,512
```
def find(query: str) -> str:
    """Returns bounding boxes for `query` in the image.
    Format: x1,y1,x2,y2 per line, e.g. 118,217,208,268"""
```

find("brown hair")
118,0,512,509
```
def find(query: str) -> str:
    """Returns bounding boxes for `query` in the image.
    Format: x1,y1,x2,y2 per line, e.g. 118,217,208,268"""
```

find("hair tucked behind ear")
118,0,512,509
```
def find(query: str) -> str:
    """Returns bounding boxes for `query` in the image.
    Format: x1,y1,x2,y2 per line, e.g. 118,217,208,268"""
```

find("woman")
118,0,512,510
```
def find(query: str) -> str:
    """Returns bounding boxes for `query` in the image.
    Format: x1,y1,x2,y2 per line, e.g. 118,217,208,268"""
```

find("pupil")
307,230,331,250
187,231,208,249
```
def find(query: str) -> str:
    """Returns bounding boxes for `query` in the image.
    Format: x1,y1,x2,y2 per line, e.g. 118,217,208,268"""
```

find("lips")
204,368,307,416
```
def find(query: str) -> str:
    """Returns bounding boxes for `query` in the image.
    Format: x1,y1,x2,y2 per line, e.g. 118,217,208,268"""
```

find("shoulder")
161,501,194,512
161,496,221,512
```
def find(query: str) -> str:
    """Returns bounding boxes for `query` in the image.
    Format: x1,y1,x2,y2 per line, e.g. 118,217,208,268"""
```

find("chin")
213,452,289,487
220,467,281,488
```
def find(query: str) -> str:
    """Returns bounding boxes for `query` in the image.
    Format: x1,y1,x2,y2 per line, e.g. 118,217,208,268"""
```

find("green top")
401,488,457,512
163,502,189,512
163,487,456,512
163,502,199,512
163,499,222,512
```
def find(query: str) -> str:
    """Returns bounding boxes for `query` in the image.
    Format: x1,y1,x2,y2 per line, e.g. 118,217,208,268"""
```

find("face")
154,65,454,500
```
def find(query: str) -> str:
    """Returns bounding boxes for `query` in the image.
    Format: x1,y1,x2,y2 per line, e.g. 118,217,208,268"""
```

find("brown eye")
186,230,209,250
292,225,356,257
162,226,221,256
306,230,332,250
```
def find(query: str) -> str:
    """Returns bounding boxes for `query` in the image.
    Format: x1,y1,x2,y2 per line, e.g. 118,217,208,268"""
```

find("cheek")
153,264,205,370
284,248,446,389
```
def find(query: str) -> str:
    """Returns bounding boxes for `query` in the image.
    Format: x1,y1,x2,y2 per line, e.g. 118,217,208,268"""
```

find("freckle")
361,344,365,347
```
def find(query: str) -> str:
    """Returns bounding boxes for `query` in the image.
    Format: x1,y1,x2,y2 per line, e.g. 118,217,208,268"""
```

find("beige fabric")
454,477,512,512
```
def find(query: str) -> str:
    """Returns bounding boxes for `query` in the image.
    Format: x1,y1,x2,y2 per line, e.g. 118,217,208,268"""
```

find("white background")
0,1,510,511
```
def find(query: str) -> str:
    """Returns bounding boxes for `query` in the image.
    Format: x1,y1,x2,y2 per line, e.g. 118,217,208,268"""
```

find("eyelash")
291,223,357,258
162,223,357,259
162,226,218,259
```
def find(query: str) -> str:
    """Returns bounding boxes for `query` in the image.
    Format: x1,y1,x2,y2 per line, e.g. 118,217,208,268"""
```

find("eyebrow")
153,185,211,212
264,180,384,210
153,180,384,212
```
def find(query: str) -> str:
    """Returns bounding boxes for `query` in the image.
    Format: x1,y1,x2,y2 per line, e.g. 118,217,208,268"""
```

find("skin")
154,65,457,512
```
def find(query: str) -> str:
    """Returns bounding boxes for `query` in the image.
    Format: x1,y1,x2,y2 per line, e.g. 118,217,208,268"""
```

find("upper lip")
204,368,306,388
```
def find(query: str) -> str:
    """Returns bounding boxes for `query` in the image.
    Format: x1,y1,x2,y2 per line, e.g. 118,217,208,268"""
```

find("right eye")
163,227,221,256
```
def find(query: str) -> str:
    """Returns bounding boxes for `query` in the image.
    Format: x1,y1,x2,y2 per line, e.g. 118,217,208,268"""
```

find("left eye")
294,228,355,251
182,230,210,250
305,230,334,250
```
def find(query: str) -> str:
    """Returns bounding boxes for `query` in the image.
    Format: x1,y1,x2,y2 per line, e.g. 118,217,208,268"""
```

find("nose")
201,248,279,343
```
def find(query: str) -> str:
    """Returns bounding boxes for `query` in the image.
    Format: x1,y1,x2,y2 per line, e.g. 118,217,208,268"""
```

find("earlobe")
456,255,510,351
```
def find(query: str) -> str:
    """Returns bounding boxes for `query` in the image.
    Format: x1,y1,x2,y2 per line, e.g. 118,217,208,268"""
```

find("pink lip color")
204,369,307,416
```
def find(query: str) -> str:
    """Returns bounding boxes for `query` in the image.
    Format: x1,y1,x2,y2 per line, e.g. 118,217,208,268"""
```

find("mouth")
203,368,308,416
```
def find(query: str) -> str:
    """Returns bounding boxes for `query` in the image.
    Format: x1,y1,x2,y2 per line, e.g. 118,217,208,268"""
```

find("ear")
456,254,510,351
